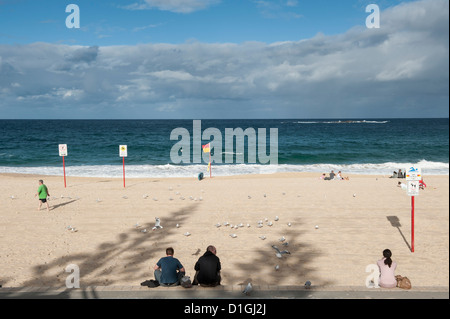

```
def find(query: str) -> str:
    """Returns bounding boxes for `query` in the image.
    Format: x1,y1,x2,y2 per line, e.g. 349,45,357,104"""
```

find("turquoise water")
0,118,448,177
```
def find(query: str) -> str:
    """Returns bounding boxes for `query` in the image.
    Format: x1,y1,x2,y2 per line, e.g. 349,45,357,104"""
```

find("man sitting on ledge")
154,247,185,286
193,245,221,287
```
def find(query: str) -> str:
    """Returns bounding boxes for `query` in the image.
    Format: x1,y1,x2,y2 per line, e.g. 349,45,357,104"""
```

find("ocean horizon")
1,118,448,178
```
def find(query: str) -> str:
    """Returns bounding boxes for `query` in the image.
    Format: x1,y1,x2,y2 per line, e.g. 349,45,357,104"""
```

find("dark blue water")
0,119,448,177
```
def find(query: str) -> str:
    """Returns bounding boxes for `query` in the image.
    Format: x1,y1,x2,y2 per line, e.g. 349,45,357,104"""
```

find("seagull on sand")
271,245,291,258
242,283,252,295
152,217,163,230
230,234,237,238
184,232,191,236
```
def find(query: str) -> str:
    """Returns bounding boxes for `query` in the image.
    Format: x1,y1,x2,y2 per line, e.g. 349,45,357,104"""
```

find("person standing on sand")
377,249,397,288
35,179,50,211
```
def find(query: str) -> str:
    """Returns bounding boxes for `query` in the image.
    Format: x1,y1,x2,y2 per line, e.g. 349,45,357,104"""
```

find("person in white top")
377,249,397,288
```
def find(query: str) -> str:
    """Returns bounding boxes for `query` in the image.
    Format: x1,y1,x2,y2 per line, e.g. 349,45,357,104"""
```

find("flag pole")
123,157,126,188
209,146,212,178
411,196,414,252
62,155,66,188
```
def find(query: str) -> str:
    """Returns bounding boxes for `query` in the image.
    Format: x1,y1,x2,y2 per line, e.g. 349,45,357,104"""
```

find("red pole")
411,196,415,252
63,156,66,188
123,157,126,188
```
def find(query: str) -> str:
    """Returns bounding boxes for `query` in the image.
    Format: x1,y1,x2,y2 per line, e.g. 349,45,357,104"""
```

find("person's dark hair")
166,247,174,255
383,249,393,268
39,179,44,184
207,245,216,254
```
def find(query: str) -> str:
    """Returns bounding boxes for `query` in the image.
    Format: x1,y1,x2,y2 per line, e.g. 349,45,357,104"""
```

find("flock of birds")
134,213,315,293
10,187,317,291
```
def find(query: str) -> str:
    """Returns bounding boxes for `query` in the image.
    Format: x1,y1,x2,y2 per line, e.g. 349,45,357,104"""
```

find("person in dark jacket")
193,245,221,287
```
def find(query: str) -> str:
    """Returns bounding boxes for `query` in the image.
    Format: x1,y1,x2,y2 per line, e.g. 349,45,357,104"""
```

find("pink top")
377,258,397,288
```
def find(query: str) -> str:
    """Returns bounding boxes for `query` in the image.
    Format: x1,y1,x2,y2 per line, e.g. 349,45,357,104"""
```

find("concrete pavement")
0,285,448,299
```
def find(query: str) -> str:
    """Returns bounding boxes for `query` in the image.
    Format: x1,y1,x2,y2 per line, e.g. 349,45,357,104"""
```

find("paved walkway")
0,285,448,299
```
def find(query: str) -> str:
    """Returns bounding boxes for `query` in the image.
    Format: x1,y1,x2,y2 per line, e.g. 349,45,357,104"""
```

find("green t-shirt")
37,184,48,199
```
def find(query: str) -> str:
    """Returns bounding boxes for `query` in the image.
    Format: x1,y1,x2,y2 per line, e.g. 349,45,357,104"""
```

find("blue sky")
1,0,412,45
0,0,448,119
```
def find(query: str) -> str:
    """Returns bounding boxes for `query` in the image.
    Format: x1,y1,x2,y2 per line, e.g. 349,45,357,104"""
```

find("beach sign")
58,144,67,188
407,180,420,196
404,166,422,253
59,144,68,157
405,166,421,181
119,145,128,157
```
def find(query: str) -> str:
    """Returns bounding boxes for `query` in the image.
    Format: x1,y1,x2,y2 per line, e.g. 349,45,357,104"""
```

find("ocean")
0,119,448,178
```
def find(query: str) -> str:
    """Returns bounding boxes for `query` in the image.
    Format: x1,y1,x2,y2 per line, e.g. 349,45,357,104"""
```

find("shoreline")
1,172,448,289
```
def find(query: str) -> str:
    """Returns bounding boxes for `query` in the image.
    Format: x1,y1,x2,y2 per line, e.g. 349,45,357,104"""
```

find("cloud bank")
124,0,221,13
0,0,448,119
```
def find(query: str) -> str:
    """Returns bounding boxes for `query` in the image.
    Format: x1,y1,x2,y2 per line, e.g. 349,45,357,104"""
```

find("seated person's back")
194,246,221,286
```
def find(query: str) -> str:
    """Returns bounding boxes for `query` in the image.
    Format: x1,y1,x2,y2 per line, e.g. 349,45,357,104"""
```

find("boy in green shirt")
35,179,50,211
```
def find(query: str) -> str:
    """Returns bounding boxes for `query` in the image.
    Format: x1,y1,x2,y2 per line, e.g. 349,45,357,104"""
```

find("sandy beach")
0,172,448,289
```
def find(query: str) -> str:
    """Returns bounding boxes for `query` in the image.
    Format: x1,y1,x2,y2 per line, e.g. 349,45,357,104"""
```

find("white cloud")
0,0,448,119
124,0,220,13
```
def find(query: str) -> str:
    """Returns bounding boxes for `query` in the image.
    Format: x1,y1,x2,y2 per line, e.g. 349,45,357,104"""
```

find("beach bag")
395,275,411,289
181,276,192,288
141,279,160,288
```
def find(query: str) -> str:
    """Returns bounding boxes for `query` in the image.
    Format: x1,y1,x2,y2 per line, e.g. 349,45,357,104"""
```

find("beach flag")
202,143,210,153
203,143,212,177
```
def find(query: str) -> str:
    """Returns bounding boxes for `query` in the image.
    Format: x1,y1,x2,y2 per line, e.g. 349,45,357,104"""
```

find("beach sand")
0,172,448,288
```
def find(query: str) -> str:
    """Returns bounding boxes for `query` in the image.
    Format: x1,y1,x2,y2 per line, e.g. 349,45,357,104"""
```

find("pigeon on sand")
271,245,291,258
242,283,252,295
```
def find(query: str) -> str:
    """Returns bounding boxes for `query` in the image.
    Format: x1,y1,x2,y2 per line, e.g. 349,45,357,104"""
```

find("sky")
0,0,448,119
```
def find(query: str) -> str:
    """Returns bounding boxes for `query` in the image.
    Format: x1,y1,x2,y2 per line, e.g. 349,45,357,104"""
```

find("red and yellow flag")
202,143,210,153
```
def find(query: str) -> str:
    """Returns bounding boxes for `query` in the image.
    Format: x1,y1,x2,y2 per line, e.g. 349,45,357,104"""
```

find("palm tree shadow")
22,203,198,290
232,218,334,289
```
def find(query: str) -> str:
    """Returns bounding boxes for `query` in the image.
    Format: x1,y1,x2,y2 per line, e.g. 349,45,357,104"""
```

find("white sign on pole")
407,180,420,196
119,145,128,157
59,144,68,157
405,166,422,181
